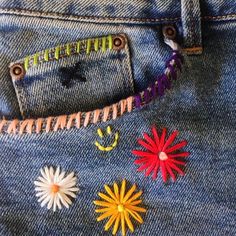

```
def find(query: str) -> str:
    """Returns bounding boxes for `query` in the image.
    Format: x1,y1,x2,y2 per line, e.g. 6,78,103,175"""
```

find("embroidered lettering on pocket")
9,34,134,118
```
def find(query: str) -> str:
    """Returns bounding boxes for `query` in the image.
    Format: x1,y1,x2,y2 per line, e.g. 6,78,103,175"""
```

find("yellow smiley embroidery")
95,126,119,152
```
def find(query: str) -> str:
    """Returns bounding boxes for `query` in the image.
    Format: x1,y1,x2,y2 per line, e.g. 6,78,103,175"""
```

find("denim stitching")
14,82,27,118
119,45,134,96
0,40,183,134
10,34,130,119
182,47,203,54
190,0,195,46
190,0,201,48
124,43,135,94
1,8,235,24
0,8,181,23
202,14,236,21
20,35,115,71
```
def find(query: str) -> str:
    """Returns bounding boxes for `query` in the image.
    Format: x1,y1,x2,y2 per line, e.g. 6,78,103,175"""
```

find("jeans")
0,0,235,235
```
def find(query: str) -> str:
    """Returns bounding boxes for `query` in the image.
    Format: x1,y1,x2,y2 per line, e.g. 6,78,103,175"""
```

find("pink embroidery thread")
0,39,183,134
0,97,134,134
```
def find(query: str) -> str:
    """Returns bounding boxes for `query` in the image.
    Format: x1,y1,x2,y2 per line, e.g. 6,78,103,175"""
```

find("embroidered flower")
34,166,79,211
94,179,146,236
132,126,190,182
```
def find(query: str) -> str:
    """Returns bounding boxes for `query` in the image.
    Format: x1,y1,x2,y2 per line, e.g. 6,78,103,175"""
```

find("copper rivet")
162,25,177,40
13,67,22,75
114,38,122,47
113,35,126,50
10,63,25,81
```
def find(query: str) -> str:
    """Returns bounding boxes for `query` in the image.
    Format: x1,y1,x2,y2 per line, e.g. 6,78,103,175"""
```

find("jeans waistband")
0,0,235,24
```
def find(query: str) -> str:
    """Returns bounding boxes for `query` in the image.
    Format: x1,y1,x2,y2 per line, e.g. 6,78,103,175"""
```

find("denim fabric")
0,0,236,236
0,0,235,20
181,0,202,49
0,14,172,119
12,38,134,118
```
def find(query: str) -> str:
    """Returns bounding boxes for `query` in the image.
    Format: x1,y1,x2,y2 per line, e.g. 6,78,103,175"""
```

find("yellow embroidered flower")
94,179,146,236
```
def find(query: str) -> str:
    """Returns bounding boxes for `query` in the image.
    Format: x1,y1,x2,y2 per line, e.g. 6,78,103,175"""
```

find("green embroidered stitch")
94,38,99,52
102,36,107,52
33,53,39,66
55,46,60,60
86,39,92,55
66,43,71,56
19,34,125,71
44,49,49,62
108,35,113,50
76,41,80,53
24,56,30,71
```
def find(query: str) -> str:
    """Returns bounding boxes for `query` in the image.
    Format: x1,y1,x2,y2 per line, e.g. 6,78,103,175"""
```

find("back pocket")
9,34,134,118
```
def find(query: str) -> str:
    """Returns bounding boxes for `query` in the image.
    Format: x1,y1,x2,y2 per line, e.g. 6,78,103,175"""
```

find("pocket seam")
10,34,135,118
1,45,184,135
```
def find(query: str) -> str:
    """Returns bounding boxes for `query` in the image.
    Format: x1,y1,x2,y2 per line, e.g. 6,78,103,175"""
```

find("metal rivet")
114,38,122,47
10,63,25,81
112,35,126,50
162,25,177,40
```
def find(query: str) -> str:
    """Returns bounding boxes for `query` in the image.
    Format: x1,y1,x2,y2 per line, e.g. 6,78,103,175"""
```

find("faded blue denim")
12,39,134,118
0,0,235,235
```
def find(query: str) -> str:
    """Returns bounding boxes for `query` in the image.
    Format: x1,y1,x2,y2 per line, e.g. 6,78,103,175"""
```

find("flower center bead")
51,184,60,193
117,204,125,212
158,151,168,161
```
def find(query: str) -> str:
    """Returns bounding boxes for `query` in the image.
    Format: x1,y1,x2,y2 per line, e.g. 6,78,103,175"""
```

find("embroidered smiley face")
95,126,119,152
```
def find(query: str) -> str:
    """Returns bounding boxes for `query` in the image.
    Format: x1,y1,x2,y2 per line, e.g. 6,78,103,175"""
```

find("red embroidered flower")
132,126,190,182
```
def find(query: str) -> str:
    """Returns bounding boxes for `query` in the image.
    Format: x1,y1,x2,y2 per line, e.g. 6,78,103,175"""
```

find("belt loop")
181,0,203,55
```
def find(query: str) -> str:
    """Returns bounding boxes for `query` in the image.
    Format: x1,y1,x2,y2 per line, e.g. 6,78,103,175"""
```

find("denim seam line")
0,8,181,24
122,43,135,94
1,8,236,24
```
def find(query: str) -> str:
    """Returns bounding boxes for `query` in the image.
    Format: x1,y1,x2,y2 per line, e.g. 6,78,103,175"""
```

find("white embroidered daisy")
34,166,79,211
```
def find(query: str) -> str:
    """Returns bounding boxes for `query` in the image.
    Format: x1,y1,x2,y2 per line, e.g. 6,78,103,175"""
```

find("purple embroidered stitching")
134,50,183,108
